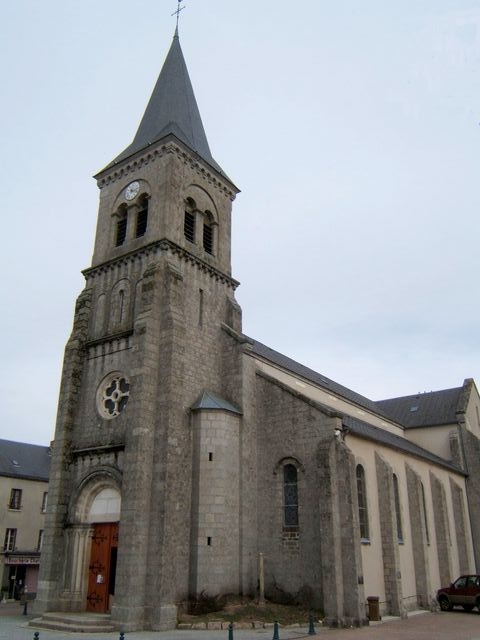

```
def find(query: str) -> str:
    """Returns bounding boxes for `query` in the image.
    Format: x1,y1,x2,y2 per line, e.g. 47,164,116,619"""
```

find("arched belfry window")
203,210,214,255
135,195,149,238
283,464,299,529
115,205,128,247
184,197,196,243
356,464,369,542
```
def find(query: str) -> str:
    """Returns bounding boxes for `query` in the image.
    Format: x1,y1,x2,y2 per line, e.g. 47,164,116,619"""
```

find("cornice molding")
85,329,134,349
82,238,240,290
95,138,238,201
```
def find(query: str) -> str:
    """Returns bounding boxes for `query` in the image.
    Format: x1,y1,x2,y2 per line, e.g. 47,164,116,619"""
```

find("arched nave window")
393,473,404,543
356,464,370,542
420,482,430,545
283,464,299,529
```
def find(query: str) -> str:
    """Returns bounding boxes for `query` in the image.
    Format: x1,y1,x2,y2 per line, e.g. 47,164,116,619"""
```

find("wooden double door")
86,523,118,613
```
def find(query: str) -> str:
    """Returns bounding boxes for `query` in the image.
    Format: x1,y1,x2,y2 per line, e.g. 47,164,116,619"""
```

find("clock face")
125,181,140,201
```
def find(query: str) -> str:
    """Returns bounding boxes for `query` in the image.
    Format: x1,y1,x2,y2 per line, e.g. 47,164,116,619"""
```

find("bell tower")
36,28,244,631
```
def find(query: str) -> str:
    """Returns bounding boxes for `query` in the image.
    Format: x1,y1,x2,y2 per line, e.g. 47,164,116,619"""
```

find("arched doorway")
65,474,121,613
85,488,120,613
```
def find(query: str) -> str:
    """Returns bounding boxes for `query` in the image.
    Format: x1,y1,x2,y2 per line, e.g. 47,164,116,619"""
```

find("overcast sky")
1,1,479,445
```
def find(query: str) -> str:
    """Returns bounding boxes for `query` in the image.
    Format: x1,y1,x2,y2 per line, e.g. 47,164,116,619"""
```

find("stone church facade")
35,30,480,630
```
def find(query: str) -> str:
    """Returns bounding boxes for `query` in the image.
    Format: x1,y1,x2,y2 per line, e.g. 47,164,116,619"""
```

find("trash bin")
367,596,380,621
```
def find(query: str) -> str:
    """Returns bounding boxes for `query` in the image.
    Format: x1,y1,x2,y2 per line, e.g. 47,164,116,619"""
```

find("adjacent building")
0,440,50,600
34,28,480,630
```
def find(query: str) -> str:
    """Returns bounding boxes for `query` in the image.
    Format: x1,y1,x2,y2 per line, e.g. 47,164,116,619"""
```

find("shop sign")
4,556,40,565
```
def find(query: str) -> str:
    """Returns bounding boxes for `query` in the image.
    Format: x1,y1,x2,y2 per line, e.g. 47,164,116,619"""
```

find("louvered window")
135,202,148,237
116,217,127,246
184,211,195,243
203,222,213,254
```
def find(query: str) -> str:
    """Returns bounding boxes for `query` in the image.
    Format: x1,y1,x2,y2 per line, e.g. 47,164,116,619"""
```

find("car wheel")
462,605,473,612
439,596,452,611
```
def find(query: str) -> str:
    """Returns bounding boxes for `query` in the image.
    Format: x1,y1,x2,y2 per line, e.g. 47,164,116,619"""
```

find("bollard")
119,632,125,640
33,632,40,640
228,622,234,640
23,600,28,615
308,614,316,635
272,621,279,640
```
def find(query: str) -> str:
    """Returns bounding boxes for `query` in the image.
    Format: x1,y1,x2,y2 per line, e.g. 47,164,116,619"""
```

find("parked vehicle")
437,575,480,612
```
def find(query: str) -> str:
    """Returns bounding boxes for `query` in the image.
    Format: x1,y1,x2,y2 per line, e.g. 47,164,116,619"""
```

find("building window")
4,528,16,552
356,464,369,541
115,211,128,246
37,530,44,552
9,488,22,510
184,210,195,243
41,492,48,513
393,474,403,543
203,211,214,254
283,464,299,529
135,197,148,237
421,482,430,545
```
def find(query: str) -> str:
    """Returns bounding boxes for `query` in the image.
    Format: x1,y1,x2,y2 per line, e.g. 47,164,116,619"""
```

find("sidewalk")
0,604,479,640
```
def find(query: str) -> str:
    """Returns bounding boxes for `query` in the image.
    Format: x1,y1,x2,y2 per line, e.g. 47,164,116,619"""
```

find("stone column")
60,525,93,611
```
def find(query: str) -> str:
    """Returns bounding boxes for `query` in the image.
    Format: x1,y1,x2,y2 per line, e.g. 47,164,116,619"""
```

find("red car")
437,575,480,612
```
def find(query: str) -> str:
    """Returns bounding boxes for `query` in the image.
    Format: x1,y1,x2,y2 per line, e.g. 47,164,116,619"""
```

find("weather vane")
171,0,185,30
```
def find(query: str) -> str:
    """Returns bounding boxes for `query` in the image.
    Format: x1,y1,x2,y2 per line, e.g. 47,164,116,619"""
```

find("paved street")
0,603,479,640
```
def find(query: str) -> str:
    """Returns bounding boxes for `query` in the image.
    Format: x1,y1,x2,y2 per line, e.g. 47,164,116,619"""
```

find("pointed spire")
110,32,225,176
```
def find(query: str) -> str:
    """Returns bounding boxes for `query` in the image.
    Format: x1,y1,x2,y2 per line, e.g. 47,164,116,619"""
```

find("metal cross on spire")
171,0,185,32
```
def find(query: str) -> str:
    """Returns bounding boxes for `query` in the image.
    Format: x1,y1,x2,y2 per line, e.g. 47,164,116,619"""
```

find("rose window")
97,373,130,419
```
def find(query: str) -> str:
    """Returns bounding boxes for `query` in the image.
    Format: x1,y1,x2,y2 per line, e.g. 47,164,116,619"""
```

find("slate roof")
0,439,51,482
377,387,463,428
249,339,468,470
250,339,390,418
191,391,242,415
105,31,229,181
343,415,464,474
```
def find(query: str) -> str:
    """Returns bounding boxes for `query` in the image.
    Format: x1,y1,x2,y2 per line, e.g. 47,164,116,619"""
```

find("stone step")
29,612,116,633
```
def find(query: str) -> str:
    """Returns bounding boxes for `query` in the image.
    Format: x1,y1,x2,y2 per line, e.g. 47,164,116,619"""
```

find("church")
35,26,480,631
